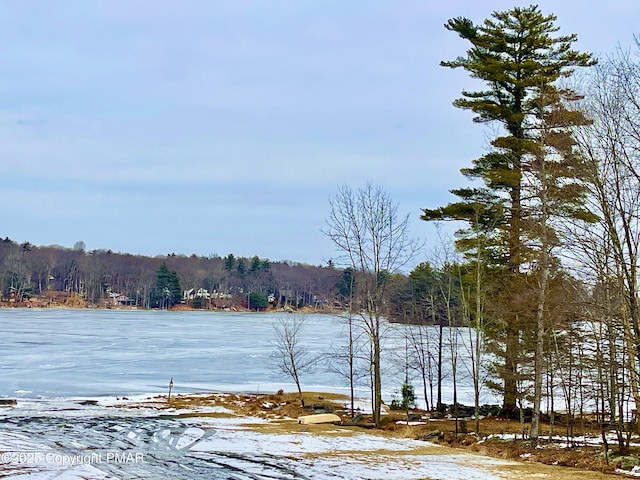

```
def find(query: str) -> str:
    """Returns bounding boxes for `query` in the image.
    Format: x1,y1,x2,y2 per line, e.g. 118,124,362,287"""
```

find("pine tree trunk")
503,322,519,416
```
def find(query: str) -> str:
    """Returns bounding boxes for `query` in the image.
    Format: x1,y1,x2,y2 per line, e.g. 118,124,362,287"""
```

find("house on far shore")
183,288,211,301
108,290,135,306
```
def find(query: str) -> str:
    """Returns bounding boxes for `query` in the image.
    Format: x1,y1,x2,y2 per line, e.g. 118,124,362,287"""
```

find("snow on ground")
0,396,520,480
484,432,640,449
190,420,511,480
0,431,116,479
622,466,640,477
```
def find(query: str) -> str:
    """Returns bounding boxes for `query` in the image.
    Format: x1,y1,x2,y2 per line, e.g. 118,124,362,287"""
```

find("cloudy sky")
0,1,637,266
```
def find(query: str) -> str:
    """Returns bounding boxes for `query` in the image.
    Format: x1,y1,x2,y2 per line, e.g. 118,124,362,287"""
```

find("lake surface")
0,309,338,398
0,309,510,480
0,308,483,406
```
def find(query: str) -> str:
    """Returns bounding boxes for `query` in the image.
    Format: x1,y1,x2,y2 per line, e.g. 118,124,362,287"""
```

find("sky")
0,1,637,268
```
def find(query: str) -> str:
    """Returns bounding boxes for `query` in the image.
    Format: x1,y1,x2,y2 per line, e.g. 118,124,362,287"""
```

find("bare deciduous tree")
525,88,595,443
571,42,640,453
324,183,420,426
271,314,313,407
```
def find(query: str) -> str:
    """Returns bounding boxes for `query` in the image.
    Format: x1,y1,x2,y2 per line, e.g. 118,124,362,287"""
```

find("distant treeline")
0,238,342,310
0,237,467,322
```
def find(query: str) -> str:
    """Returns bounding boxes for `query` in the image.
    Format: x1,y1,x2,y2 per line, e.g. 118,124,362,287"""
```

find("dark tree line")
0,238,341,310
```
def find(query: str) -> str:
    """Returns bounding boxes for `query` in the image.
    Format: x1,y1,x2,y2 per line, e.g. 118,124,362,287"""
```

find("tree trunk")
503,320,519,416
372,317,382,427
530,253,550,443
437,317,444,412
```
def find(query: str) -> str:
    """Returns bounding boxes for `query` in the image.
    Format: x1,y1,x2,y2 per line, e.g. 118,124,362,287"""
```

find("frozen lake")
0,308,484,406
0,309,563,480
0,308,354,399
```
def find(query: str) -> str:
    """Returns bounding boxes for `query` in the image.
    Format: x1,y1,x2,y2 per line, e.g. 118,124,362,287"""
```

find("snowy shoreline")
0,392,520,480
1,393,631,479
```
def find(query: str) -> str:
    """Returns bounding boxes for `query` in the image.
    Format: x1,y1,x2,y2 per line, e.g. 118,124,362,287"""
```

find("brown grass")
117,392,624,478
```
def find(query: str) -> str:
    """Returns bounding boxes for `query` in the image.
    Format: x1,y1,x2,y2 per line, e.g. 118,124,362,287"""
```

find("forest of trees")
398,5,640,451
0,239,342,311
314,5,640,452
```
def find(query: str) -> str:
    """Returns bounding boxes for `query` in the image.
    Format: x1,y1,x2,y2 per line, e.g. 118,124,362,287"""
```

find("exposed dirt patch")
116,391,349,421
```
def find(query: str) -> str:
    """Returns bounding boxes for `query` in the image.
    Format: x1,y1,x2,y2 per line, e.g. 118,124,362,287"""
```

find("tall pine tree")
422,5,595,414
152,262,182,309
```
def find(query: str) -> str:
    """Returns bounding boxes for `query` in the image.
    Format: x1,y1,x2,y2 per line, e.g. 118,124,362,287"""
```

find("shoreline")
0,390,624,479
0,299,339,315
